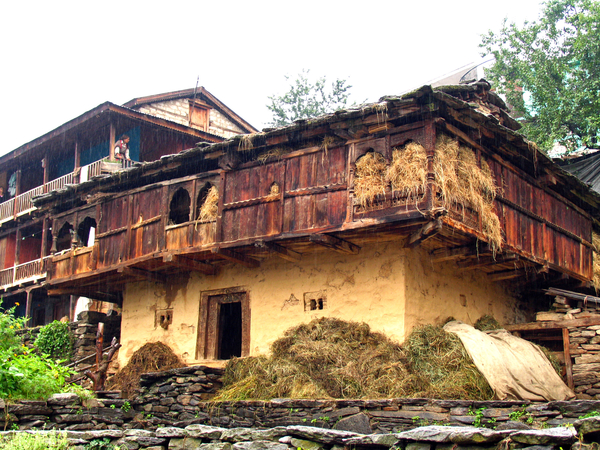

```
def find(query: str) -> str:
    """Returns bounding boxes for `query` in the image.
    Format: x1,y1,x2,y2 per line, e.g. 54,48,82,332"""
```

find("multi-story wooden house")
0,87,256,325
31,80,600,367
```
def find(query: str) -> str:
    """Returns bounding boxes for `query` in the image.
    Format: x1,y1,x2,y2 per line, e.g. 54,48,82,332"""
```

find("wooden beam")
487,268,528,282
118,266,167,284
211,248,259,268
505,316,600,332
164,254,217,275
309,233,360,255
405,219,442,248
430,245,479,263
562,327,574,390
255,240,301,263
457,253,519,270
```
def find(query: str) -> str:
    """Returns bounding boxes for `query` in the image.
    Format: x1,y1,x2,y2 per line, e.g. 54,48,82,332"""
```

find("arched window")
169,188,191,225
56,222,74,252
77,217,97,247
196,184,218,222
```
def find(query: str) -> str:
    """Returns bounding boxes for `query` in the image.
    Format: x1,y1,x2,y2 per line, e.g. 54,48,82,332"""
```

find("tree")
266,70,352,127
480,0,600,153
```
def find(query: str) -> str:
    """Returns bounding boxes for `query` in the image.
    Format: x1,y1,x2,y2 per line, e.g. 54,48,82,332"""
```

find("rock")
575,416,600,441
405,444,432,450
169,437,204,449
221,427,287,442
185,424,227,439
155,426,188,438
85,429,125,439
509,427,577,445
125,429,155,437
197,444,233,450
333,413,372,434
343,433,403,447
395,426,513,444
495,421,532,430
286,425,361,444
232,441,289,450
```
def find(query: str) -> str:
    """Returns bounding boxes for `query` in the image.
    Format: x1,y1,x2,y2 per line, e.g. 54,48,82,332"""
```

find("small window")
77,217,97,247
304,291,327,311
169,188,191,225
56,222,74,252
189,101,211,132
269,182,280,196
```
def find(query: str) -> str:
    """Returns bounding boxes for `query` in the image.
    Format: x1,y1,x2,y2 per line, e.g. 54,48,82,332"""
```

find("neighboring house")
557,150,600,195
0,87,256,325
31,80,600,368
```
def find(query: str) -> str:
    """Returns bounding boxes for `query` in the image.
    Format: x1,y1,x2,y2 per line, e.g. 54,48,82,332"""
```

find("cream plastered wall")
118,242,519,368
403,247,522,331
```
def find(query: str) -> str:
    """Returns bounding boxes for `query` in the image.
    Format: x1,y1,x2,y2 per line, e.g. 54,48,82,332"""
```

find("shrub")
0,431,69,450
35,320,73,361
0,304,26,352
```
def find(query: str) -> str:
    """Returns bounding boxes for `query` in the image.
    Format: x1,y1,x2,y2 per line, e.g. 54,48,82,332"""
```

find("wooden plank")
563,327,574,390
430,245,480,263
255,240,301,263
211,247,259,268
505,317,600,331
405,219,442,248
310,233,360,255
117,266,166,284
164,254,217,275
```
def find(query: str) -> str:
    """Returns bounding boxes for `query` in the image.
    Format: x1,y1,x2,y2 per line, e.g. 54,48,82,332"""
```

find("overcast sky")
1,0,545,156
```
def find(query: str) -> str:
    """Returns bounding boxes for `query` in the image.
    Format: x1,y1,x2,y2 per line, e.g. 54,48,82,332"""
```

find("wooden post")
562,327,574,390
69,295,76,322
41,217,48,258
25,288,32,326
42,155,49,193
95,322,104,370
74,140,80,170
109,123,116,161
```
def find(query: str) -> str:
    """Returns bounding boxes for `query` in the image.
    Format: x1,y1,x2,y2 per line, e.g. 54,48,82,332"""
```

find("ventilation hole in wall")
304,291,327,312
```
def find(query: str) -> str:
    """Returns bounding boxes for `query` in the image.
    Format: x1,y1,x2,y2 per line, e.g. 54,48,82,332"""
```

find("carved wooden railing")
0,267,13,287
0,199,15,224
14,257,49,283
15,186,43,217
45,172,75,193
86,160,104,179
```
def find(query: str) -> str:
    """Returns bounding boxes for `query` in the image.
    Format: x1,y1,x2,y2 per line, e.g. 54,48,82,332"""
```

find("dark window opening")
56,223,73,252
196,183,218,222
304,291,327,311
218,302,242,359
77,217,97,247
169,188,191,225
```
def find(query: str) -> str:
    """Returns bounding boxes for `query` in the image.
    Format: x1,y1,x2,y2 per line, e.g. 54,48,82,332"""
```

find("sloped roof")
558,150,600,194
34,80,600,218
123,87,258,134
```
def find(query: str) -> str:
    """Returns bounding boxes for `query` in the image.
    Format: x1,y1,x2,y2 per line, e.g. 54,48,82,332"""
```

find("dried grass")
197,185,218,222
353,152,388,208
474,314,502,331
592,232,600,293
214,317,492,401
257,147,286,164
107,342,184,399
356,135,502,253
386,142,428,202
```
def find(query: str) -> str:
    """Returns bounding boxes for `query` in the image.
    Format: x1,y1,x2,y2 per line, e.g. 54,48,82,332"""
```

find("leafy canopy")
481,0,600,152
266,70,352,127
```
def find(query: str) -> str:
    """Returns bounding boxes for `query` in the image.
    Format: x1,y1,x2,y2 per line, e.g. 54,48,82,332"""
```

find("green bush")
0,305,76,401
34,320,73,361
0,431,69,450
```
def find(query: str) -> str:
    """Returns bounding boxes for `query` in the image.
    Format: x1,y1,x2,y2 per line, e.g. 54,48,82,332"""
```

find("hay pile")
353,135,502,253
592,232,600,293
214,317,493,401
108,342,184,399
197,185,219,222
474,314,502,331
353,152,387,208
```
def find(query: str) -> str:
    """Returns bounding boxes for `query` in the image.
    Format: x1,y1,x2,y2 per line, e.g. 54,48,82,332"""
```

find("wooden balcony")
0,256,51,290
0,159,125,225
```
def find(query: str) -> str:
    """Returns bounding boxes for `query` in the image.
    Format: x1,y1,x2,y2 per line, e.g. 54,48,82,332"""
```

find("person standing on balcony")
0,187,5,203
114,135,131,165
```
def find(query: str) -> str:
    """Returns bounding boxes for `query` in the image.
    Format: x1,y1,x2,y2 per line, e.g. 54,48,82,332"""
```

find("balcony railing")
0,158,124,225
0,256,51,289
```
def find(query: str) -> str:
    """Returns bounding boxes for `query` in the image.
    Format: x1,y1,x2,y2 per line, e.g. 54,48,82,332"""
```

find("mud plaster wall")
118,243,519,367
403,248,521,330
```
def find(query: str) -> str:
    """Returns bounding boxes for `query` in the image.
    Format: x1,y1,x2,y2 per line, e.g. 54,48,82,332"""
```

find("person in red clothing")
114,135,131,162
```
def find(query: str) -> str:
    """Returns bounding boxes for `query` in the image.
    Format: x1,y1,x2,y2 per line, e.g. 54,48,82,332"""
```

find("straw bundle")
198,185,219,222
592,232,600,292
353,152,388,208
386,141,428,202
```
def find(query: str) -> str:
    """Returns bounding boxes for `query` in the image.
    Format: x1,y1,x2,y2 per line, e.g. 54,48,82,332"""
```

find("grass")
0,431,69,450
214,317,493,401
107,342,184,399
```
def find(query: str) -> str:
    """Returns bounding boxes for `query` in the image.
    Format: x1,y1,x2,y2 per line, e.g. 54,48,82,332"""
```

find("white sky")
1,0,544,156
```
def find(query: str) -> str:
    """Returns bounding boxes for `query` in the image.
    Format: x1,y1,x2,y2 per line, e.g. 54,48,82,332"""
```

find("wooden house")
0,87,256,325
32,80,600,367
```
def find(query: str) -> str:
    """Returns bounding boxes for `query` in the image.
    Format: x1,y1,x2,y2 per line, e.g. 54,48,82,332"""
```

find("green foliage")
0,306,76,400
579,410,600,419
267,70,353,127
34,320,73,361
481,0,600,152
121,401,132,412
0,431,69,450
0,304,26,352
